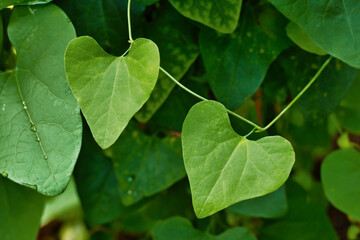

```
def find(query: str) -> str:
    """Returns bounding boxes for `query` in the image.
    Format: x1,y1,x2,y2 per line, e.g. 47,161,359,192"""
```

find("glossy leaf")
65,36,160,149
74,126,132,226
228,185,288,219
200,4,291,109
112,122,185,206
321,149,360,220
182,101,295,218
268,0,360,69
0,5,82,196
55,0,145,56
152,217,257,240
168,0,242,33
135,4,199,122
336,73,360,134
286,22,327,56
0,178,45,240
0,0,51,10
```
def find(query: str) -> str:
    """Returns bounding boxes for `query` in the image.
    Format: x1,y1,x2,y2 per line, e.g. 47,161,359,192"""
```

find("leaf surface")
152,217,257,240
0,0,51,10
321,149,360,220
228,185,288,218
65,36,159,149
112,122,185,206
0,5,82,196
200,4,291,109
268,0,360,68
168,0,242,33
182,101,295,218
0,178,44,240
135,4,199,122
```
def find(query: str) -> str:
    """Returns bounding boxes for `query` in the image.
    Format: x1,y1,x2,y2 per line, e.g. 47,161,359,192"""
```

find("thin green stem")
127,0,134,43
255,56,333,132
127,0,332,134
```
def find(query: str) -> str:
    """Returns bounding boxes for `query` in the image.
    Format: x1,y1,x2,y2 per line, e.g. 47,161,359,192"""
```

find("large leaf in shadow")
112,122,185,206
168,0,242,33
259,181,338,240
228,185,288,219
135,3,199,122
0,177,44,240
182,101,295,218
55,0,145,55
280,49,358,121
74,125,133,226
268,0,360,69
65,36,159,149
0,5,82,196
200,3,291,109
321,149,360,220
152,217,257,240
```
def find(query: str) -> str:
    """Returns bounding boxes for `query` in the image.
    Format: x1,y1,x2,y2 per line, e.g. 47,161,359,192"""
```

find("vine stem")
126,0,333,133
127,0,134,43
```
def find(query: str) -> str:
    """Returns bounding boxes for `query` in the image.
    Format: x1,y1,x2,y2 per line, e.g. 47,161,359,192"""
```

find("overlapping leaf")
182,101,295,218
0,178,44,240
0,5,82,196
65,36,160,149
55,0,145,56
168,0,242,33
152,217,257,240
200,4,291,109
112,122,185,206
0,0,52,10
228,185,288,218
135,4,199,122
268,0,360,69
321,149,360,220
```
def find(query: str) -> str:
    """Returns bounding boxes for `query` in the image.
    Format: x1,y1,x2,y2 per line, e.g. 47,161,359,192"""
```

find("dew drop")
66,18,71,23
36,137,41,142
2,172,8,178
23,105,28,110
44,155,48,160
30,124,37,132
1,104,5,111
31,185,37,190
22,101,26,106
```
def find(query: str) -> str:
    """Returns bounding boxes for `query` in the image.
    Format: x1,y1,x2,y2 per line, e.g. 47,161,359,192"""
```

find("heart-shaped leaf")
182,101,295,218
321,148,360,220
0,5,82,196
65,36,160,149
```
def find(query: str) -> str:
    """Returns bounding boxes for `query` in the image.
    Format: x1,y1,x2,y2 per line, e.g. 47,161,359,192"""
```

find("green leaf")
55,0,145,56
335,73,360,134
259,181,338,240
168,0,242,33
228,185,288,219
0,178,45,240
112,122,185,206
152,217,257,240
200,4,291,109
74,126,132,226
119,181,194,234
281,49,358,121
182,101,295,218
135,4,199,122
321,148,360,220
268,0,360,69
65,36,160,149
286,22,327,56
0,5,82,196
0,0,52,10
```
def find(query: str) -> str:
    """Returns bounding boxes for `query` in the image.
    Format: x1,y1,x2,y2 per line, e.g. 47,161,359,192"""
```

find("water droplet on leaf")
36,137,41,142
44,155,48,160
30,124,37,132
2,172,8,177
